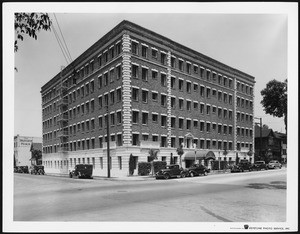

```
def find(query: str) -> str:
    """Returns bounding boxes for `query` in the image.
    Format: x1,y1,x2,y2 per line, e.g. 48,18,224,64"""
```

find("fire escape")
57,70,69,152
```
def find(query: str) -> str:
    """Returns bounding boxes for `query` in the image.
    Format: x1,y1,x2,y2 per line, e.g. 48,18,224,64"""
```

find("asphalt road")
14,168,286,222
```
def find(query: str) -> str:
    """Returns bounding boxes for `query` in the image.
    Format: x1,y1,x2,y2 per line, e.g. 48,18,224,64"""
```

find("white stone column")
122,34,132,146
166,51,172,148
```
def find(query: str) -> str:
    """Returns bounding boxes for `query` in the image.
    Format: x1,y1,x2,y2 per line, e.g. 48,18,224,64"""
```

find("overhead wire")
53,13,73,63
52,25,71,65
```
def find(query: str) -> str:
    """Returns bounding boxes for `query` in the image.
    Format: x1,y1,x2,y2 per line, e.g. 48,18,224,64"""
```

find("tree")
148,149,159,176
129,154,135,175
261,79,287,132
14,13,52,52
31,149,42,165
176,144,184,167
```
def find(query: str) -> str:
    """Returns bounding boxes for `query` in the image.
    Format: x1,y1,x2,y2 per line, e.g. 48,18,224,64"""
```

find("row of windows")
42,39,122,105
131,40,238,88
130,39,253,93
43,156,122,170
43,133,253,153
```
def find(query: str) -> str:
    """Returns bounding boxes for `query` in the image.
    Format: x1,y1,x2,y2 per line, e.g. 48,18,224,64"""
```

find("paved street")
14,168,286,222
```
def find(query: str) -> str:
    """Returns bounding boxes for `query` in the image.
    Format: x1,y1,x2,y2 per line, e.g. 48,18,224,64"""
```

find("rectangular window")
152,113,158,123
116,43,121,55
200,122,204,131
152,49,158,59
110,91,115,105
141,45,148,58
132,111,139,124
161,115,167,127
193,120,198,128
178,60,183,71
152,92,158,101
206,105,211,115
117,111,122,124
104,73,108,86
194,65,198,74
110,69,114,83
179,118,184,129
116,66,121,80
161,94,167,107
132,134,139,146
200,104,204,114
206,122,211,132
171,117,176,128
116,89,122,102
98,55,102,68
118,156,122,170
142,68,148,81
98,76,102,89
161,73,167,86
179,99,184,110
171,76,176,89
193,102,198,110
186,82,191,93
132,41,138,55
171,57,176,68
186,119,191,130
171,97,176,109
132,88,139,101
161,53,166,65
132,65,139,78
186,100,191,111
179,79,184,91
142,112,148,125
186,63,191,74
200,86,205,96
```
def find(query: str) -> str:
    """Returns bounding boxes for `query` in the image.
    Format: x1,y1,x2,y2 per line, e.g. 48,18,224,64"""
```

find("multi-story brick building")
41,20,255,177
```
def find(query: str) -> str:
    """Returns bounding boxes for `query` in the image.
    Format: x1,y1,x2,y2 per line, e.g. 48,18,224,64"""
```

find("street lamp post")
193,143,197,164
218,150,221,171
254,117,263,160
106,105,110,178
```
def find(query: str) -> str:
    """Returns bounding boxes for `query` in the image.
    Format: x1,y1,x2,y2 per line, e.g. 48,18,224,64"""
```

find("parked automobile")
230,164,245,173
252,161,268,171
187,164,210,177
69,164,93,179
267,160,282,169
14,166,29,173
30,165,45,175
155,164,187,179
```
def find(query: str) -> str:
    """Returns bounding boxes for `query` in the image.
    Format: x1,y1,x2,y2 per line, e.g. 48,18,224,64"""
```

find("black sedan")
186,164,210,177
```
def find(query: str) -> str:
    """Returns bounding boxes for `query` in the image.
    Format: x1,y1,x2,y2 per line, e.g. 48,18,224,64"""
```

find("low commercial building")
41,20,255,177
14,135,42,167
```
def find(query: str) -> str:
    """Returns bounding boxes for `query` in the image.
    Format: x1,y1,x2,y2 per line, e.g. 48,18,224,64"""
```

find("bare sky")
14,12,288,137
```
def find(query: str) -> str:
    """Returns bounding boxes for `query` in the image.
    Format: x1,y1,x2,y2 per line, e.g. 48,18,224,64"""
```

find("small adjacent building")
14,135,43,167
254,125,286,163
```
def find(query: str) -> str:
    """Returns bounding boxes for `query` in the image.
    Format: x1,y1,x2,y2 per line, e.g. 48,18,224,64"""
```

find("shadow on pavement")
246,181,286,190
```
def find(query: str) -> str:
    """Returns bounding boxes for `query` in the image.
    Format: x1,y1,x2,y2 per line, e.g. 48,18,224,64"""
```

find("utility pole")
254,117,263,160
106,105,110,178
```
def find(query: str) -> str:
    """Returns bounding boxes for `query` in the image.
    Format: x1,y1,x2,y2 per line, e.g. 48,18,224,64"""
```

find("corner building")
41,20,255,177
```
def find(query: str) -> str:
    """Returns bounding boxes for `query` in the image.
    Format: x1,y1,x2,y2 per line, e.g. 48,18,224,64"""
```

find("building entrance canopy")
182,151,216,161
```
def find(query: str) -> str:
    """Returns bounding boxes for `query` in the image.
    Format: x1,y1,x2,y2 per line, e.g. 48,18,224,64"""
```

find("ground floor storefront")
42,145,254,177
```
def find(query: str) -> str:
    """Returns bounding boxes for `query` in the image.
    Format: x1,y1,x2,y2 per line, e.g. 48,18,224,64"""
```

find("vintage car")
155,164,187,179
69,164,93,179
30,165,45,175
14,166,29,173
186,164,210,177
252,161,268,171
267,160,282,169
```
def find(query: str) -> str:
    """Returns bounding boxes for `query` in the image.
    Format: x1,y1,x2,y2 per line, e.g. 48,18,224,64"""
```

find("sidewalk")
45,170,230,181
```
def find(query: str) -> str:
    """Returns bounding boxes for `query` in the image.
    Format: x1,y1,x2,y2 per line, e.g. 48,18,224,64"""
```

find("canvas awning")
182,150,216,161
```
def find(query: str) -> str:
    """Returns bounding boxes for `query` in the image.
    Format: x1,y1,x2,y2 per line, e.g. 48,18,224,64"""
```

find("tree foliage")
14,13,52,52
31,149,42,165
261,79,287,132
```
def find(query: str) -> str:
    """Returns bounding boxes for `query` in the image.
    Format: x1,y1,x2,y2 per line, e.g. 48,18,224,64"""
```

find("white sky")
3,3,298,231
12,6,291,138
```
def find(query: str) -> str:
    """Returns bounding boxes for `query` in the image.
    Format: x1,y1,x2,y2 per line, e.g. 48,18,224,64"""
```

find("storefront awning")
182,150,216,161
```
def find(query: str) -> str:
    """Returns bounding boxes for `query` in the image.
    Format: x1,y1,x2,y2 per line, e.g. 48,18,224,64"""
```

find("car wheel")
164,173,170,180
180,172,186,178
204,171,208,176
69,173,72,178
190,172,195,177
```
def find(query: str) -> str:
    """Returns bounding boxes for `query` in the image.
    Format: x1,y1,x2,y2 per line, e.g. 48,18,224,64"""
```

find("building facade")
14,135,42,167
41,20,255,177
